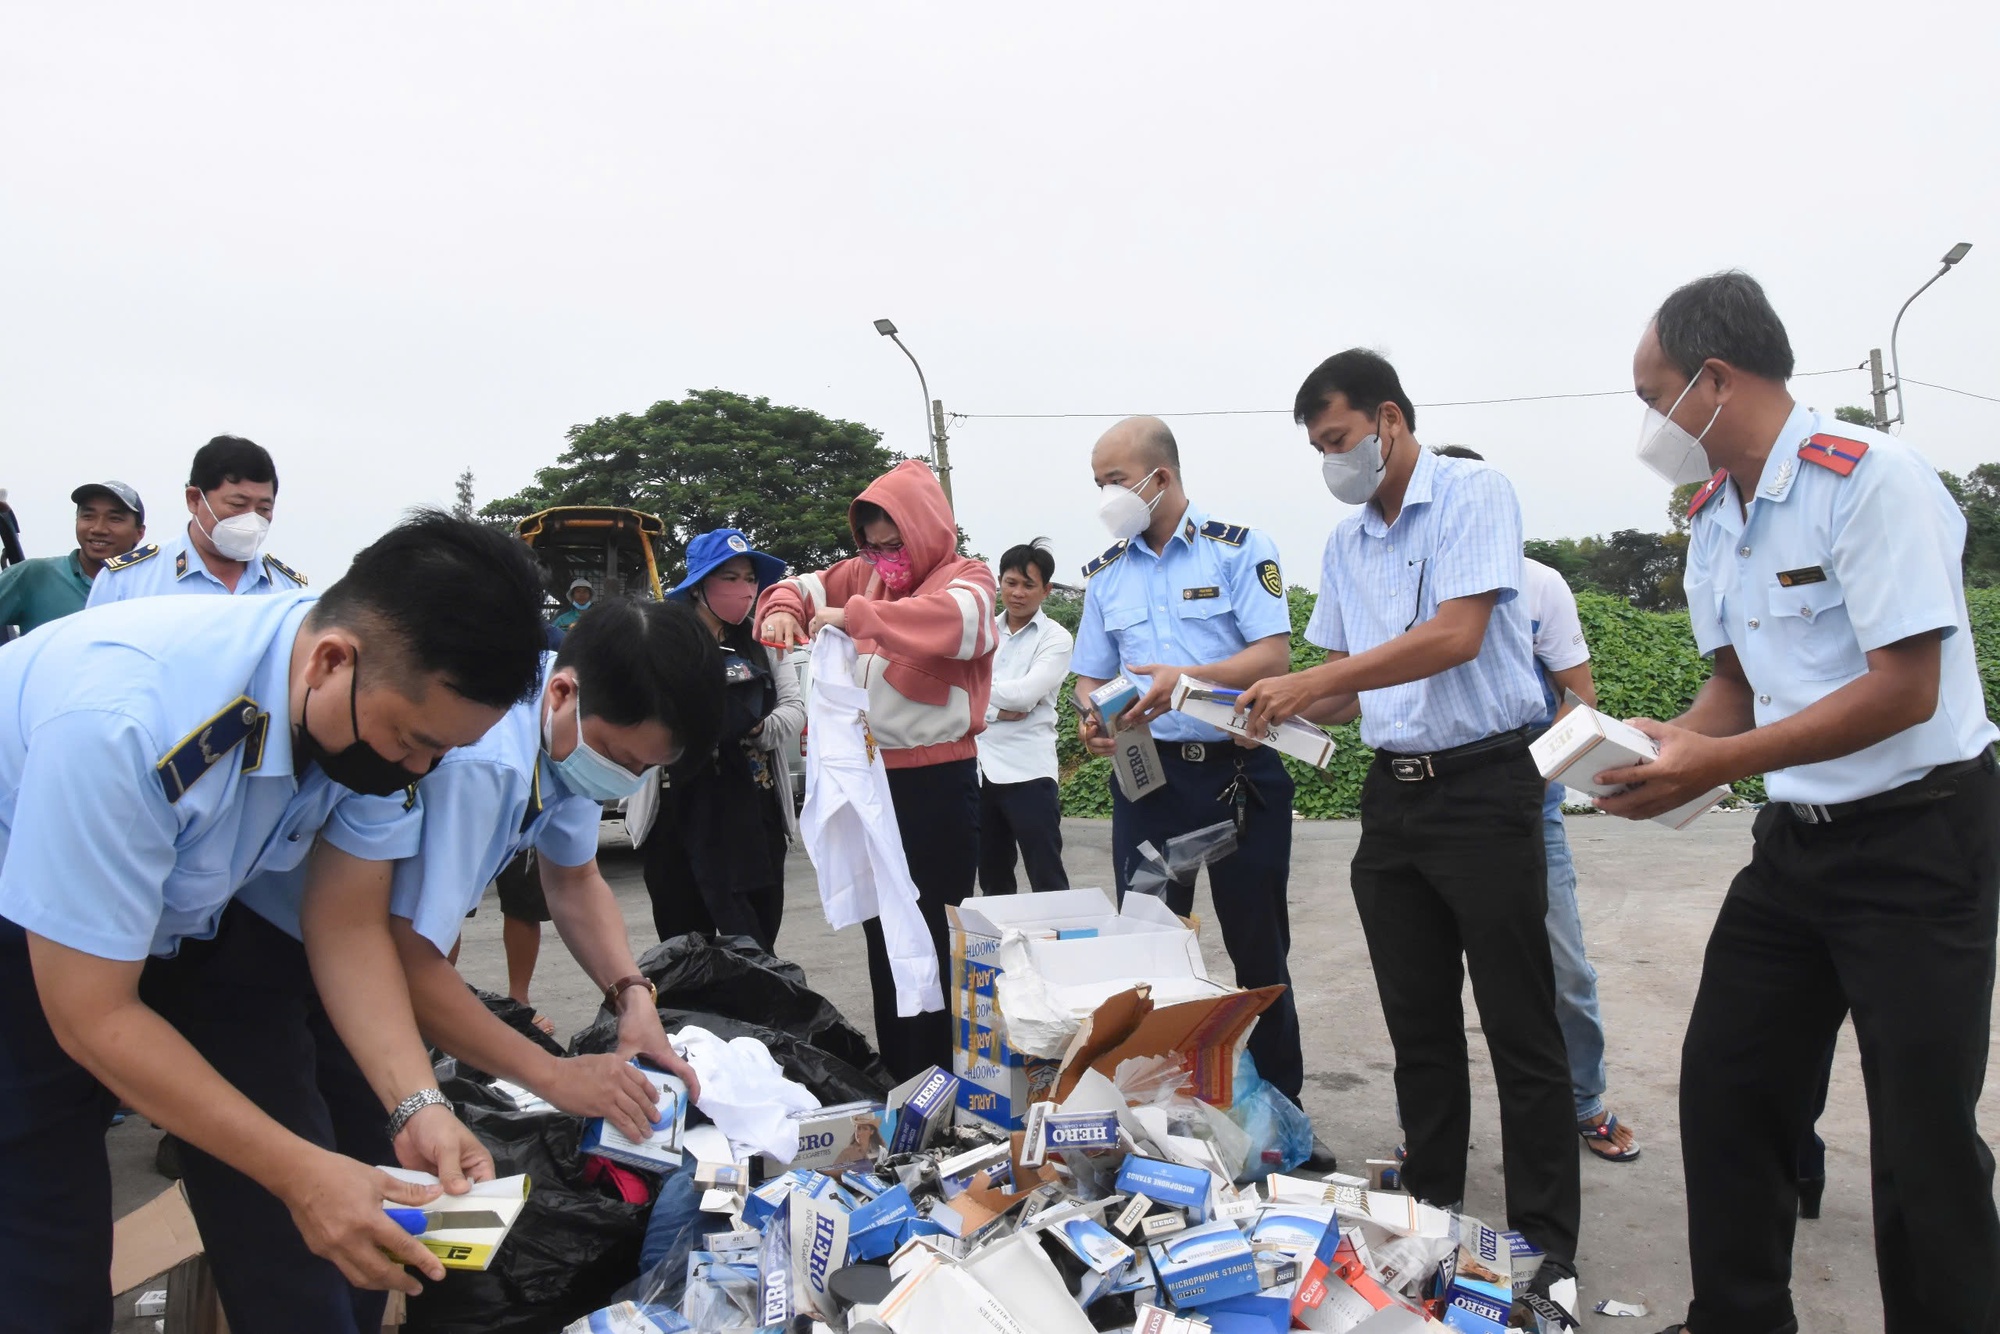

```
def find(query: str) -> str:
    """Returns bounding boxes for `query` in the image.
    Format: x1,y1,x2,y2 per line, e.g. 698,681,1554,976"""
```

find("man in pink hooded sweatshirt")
758,460,998,1078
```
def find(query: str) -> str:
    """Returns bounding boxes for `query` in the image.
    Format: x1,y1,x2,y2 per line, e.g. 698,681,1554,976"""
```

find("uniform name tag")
1182,587,1220,600
1776,566,1827,587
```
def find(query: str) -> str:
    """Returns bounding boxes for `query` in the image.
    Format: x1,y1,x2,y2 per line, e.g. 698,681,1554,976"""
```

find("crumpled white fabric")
797,629,944,1015
673,1025,819,1161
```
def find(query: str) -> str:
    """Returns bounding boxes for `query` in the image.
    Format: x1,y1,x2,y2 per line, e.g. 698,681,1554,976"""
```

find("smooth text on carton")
1530,699,1730,830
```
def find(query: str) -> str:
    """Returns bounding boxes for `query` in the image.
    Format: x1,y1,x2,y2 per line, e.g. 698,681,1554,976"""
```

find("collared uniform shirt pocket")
1099,598,1156,668
1173,585,1243,663
1765,574,1864,681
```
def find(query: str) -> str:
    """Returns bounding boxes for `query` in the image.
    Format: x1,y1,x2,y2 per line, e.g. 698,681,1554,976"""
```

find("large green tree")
483,389,901,575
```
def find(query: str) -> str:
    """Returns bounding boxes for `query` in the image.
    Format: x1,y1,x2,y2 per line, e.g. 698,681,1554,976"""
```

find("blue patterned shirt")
1305,448,1543,753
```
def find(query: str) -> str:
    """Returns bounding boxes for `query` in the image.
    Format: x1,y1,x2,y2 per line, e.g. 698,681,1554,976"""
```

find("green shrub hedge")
1050,586,2000,819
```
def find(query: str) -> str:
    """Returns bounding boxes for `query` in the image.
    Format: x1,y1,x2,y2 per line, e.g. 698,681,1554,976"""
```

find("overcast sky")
4,3,1995,595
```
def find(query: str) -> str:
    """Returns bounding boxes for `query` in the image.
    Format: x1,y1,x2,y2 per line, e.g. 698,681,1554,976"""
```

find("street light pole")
872,318,953,505
1886,242,1973,429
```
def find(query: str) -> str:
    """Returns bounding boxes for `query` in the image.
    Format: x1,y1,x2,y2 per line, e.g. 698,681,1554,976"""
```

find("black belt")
1167,741,1240,764
1783,750,1996,825
1375,728,1532,782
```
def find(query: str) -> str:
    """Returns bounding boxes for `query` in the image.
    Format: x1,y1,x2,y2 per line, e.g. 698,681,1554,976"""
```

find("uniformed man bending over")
1600,271,2000,1334
1071,416,1324,1165
0,512,548,1332
86,434,306,606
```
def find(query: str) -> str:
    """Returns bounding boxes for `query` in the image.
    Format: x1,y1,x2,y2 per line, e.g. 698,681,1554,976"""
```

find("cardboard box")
1117,1156,1214,1214
1090,677,1168,802
763,1100,885,1173
1149,1218,1261,1307
379,1168,533,1272
1056,984,1283,1112
1169,676,1337,769
1530,701,1728,830
580,1065,688,1173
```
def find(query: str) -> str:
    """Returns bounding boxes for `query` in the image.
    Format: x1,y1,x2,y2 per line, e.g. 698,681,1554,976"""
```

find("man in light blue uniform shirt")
1240,351,1579,1291
86,435,306,606
0,513,548,1334
1069,415,1314,1154
1602,272,2000,1334
299,597,721,1158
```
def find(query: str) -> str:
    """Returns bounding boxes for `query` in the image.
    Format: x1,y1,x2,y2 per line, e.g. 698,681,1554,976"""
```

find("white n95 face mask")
1097,469,1162,541
1321,427,1390,505
1636,374,1723,486
201,494,271,562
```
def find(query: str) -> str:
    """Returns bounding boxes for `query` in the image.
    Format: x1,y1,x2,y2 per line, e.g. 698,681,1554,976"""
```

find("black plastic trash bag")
567,934,893,1103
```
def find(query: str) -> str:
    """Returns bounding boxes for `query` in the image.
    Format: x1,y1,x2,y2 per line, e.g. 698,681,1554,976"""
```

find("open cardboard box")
1054,982,1284,1111
114,1184,405,1332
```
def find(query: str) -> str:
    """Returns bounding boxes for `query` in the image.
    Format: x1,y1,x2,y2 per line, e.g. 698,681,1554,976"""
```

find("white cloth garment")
671,1025,819,1161
798,629,944,1015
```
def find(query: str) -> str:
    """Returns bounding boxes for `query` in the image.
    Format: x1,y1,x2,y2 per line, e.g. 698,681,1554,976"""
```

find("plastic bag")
1111,1054,1254,1182
1127,819,1240,899
991,930,1079,1059
1223,1049,1312,1183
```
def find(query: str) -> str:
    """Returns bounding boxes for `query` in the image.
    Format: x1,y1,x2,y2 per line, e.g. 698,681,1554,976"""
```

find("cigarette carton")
1090,677,1169,802
1168,676,1337,769
937,1141,1013,1197
788,1190,849,1319
757,1197,792,1328
1039,1109,1123,1156
1249,1204,1338,1255
886,1066,960,1154
1149,1219,1261,1307
765,1100,886,1174
1047,1213,1137,1274
1117,1155,1214,1215
579,1065,688,1173
1530,701,1729,830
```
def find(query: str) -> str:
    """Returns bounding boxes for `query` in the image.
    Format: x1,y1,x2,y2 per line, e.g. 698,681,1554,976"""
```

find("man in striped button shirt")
1238,349,1581,1298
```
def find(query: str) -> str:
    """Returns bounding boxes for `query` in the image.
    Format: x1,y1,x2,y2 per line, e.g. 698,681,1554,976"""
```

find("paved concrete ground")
107,812,1997,1330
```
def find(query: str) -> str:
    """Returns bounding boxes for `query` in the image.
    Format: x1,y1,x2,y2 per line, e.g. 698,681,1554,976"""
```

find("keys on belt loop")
1219,759,1265,836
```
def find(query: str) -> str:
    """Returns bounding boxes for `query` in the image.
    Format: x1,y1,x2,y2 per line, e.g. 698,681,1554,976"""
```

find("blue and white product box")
757,1197,793,1328
1149,1219,1262,1308
937,1141,1013,1197
1248,1204,1337,1255
846,1183,920,1261
1086,676,1142,731
1117,1156,1214,1216
1088,676,1167,802
1441,1274,1512,1334
842,1169,894,1203
1048,1213,1137,1275
788,1190,849,1320
766,1100,886,1174
1184,1291,1295,1334
1039,1109,1123,1157
579,1065,688,1174
886,1066,960,1155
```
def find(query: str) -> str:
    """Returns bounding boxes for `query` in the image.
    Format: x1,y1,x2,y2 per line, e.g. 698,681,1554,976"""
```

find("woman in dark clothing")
639,529,803,952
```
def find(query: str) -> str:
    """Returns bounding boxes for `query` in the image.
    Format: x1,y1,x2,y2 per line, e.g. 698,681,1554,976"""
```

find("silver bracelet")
387,1087,451,1139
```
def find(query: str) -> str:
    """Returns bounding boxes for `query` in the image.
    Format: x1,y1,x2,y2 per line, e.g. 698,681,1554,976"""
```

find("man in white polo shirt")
976,541,1074,893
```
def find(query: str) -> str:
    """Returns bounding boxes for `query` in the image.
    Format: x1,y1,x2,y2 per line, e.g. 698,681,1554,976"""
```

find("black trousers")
139,903,393,1334
1682,768,2000,1334
1110,744,1304,1104
645,818,788,953
864,757,980,1082
976,776,1070,894
1350,750,1579,1263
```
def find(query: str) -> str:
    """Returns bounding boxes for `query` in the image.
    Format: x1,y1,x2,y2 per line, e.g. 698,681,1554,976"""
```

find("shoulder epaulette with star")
103,543,159,573
1798,433,1870,477
1199,520,1248,547
1082,540,1129,579
263,554,307,586
1687,468,1729,518
155,696,269,804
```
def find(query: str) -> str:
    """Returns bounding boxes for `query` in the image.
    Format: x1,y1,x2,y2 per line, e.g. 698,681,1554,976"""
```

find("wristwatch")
387,1087,450,1139
604,974,658,1010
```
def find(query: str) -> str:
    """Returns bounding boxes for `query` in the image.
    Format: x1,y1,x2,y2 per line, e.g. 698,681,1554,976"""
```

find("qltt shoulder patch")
1257,559,1283,598
1798,433,1869,477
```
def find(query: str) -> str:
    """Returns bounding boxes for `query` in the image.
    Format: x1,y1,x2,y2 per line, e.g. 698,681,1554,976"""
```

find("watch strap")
604,974,656,1009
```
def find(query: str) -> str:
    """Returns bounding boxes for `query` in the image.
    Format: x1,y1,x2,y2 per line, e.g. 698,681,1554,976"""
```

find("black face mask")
295,650,433,798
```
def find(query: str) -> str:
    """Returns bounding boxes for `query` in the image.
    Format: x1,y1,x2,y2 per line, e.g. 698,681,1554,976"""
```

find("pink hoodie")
757,461,997,769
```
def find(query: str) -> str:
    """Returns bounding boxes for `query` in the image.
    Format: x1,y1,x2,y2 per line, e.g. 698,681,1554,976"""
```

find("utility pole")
1869,349,1891,429
931,399,953,506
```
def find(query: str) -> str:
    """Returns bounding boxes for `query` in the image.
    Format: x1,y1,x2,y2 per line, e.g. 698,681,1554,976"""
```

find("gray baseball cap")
71,481,145,523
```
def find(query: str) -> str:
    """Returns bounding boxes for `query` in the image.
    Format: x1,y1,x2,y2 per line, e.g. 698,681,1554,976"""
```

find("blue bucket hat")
669,528,787,601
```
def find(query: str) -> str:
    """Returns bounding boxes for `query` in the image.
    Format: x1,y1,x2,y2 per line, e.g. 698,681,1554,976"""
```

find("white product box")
1169,676,1337,769
1089,677,1169,802
1530,701,1729,830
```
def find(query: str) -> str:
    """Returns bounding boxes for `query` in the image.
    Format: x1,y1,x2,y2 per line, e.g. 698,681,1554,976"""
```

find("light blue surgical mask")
544,685,651,801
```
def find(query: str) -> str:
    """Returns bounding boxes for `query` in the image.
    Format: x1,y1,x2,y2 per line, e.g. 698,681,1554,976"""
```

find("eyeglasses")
859,541,906,564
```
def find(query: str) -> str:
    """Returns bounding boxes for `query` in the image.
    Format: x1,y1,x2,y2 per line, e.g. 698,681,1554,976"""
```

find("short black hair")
1432,445,1484,461
556,597,724,760
852,500,890,535
188,435,279,495
998,540,1055,587
1653,271,1795,382
310,509,547,709
1293,349,1417,431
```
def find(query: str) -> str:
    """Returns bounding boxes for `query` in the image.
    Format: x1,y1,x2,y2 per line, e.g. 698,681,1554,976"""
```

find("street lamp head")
1943,242,1973,267
873,318,898,336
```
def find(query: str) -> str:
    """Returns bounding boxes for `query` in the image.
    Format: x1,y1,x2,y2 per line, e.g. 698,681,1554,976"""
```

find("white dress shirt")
976,608,1074,786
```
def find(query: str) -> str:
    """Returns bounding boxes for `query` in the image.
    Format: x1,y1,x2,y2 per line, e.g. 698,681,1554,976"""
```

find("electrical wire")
1898,376,2000,406
948,366,1863,421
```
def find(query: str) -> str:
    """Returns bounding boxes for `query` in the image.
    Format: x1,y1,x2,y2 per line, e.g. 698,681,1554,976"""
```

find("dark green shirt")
0,551,95,636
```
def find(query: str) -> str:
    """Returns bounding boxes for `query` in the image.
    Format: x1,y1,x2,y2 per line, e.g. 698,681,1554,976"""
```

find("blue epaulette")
104,543,160,573
1082,540,1129,579
155,696,269,804
263,554,307,586
1199,520,1248,547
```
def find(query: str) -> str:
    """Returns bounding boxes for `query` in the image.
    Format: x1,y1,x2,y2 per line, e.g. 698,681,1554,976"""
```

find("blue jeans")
1543,791,1608,1123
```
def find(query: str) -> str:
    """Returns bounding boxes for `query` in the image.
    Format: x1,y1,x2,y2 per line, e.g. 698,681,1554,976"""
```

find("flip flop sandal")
531,1013,556,1037
1579,1113,1641,1163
